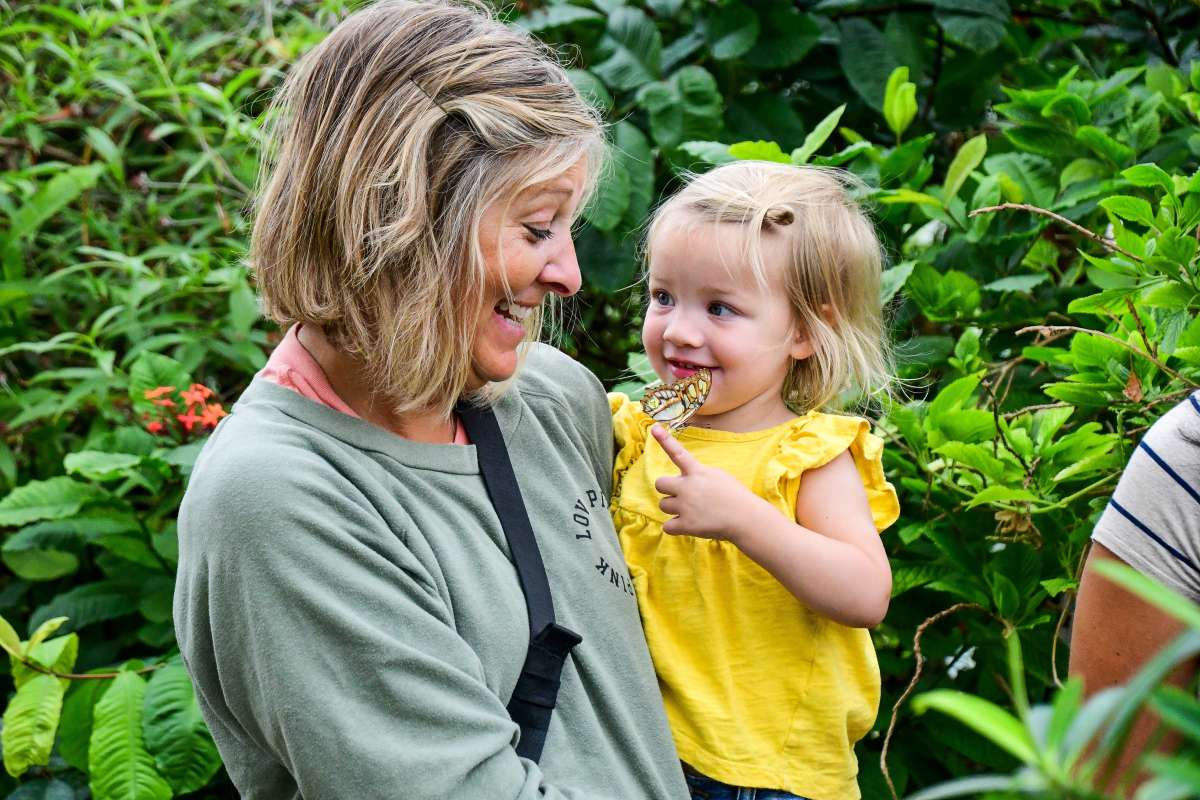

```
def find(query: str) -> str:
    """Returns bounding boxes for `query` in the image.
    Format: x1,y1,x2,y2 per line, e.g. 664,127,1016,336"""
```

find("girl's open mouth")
667,359,713,380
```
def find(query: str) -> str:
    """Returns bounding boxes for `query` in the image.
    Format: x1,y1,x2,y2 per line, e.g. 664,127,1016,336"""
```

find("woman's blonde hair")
646,161,892,412
251,0,602,416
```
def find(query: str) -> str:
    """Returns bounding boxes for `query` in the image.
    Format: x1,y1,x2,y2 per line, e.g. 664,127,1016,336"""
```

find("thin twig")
1017,324,1198,388
881,602,989,800
0,137,82,164
16,657,163,681
1050,542,1092,688
1123,0,1178,66
970,204,1143,263
1003,402,1072,420
1124,297,1157,360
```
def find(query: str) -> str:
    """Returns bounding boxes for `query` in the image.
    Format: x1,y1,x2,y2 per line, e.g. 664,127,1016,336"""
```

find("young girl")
609,161,901,800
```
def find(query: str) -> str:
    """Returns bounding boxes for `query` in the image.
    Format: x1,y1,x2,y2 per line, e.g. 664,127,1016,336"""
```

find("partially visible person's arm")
1070,542,1198,795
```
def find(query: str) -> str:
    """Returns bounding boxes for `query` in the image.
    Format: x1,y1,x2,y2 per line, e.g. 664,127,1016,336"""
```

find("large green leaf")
943,133,988,202
30,581,138,633
911,690,1037,764
791,104,846,165
934,10,1006,52
743,1,818,69
516,4,603,33
0,477,105,528
614,121,654,230
128,352,190,416
63,451,144,482
729,140,790,163
89,672,173,800
143,662,222,794
1099,195,1156,228
584,153,631,232
591,7,661,92
2,673,67,778
60,677,114,772
1076,125,1134,165
838,18,900,109
636,66,723,149
0,614,22,657
567,68,613,115
703,4,759,61
983,152,1056,208
2,540,79,581
13,634,78,690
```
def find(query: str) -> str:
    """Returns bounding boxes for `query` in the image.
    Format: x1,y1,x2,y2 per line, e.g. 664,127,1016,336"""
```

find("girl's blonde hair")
646,161,892,412
251,0,602,417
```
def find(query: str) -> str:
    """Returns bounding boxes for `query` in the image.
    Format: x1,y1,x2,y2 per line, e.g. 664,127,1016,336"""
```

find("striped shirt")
1093,391,1200,603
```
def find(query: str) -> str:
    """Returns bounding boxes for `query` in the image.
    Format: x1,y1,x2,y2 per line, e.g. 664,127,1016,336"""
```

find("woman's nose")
539,236,582,297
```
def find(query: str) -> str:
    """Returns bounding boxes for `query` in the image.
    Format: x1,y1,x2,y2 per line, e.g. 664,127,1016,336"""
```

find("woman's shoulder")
516,342,603,401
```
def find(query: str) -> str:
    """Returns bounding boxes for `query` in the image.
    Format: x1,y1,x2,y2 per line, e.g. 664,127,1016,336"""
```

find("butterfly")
640,368,711,431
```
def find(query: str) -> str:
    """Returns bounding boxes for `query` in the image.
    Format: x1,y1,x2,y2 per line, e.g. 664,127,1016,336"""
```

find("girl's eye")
708,302,735,317
650,289,673,306
523,224,554,241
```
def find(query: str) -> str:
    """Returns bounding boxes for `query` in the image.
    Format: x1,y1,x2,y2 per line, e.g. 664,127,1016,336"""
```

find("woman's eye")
523,224,554,241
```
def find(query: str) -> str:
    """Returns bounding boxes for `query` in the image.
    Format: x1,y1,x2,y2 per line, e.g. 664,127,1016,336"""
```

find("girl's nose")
538,236,582,297
662,310,703,347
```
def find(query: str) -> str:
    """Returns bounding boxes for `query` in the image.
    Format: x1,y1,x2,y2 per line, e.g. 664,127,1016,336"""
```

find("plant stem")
970,204,1144,263
1017,324,1197,387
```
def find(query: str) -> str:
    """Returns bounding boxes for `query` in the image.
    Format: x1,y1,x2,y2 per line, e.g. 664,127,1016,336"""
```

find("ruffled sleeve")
608,392,655,500
767,413,900,533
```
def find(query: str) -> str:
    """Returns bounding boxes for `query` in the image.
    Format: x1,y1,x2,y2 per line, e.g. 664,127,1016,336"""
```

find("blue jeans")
684,770,811,800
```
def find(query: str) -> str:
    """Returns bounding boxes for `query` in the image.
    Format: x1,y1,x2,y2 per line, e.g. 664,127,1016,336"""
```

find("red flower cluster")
142,383,227,436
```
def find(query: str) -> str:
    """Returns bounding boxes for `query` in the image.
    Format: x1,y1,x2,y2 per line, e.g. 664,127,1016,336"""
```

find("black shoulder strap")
456,401,582,764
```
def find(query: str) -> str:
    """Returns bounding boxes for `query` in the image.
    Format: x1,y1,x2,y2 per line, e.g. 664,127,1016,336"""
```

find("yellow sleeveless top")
609,394,900,800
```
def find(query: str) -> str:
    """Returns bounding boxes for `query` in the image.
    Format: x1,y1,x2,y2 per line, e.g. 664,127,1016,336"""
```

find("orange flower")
143,386,175,400
181,383,213,406
152,397,177,408
176,409,201,432
201,402,228,429
146,420,165,434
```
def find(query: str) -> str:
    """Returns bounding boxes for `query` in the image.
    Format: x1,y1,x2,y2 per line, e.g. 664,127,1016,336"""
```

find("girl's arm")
650,425,891,628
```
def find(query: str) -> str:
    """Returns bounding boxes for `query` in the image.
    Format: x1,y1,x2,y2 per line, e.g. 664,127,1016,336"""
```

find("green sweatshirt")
174,344,688,800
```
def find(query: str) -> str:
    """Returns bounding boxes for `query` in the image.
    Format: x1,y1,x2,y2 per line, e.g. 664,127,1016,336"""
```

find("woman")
1070,391,1200,793
172,2,689,798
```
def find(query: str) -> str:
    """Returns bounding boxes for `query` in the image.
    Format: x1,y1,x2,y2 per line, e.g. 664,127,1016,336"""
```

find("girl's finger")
654,476,682,497
650,424,699,475
659,496,679,516
661,516,684,535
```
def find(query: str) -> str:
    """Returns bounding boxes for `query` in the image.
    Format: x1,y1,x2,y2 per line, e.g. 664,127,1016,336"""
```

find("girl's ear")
789,329,815,361
789,303,833,361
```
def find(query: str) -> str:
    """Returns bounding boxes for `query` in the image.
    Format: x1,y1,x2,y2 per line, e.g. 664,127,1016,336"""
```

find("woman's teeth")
496,301,533,323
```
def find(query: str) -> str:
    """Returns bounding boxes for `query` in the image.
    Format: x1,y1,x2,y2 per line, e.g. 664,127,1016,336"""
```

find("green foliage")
0,0,1198,796
911,566,1200,798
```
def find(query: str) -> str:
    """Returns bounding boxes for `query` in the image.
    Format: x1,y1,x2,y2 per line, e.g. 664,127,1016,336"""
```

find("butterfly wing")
641,368,711,430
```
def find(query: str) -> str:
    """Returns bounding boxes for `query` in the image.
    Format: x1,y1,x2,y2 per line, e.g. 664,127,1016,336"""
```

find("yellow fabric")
609,393,900,800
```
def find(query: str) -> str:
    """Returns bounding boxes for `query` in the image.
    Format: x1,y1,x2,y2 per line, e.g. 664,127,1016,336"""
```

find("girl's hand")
650,424,764,541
